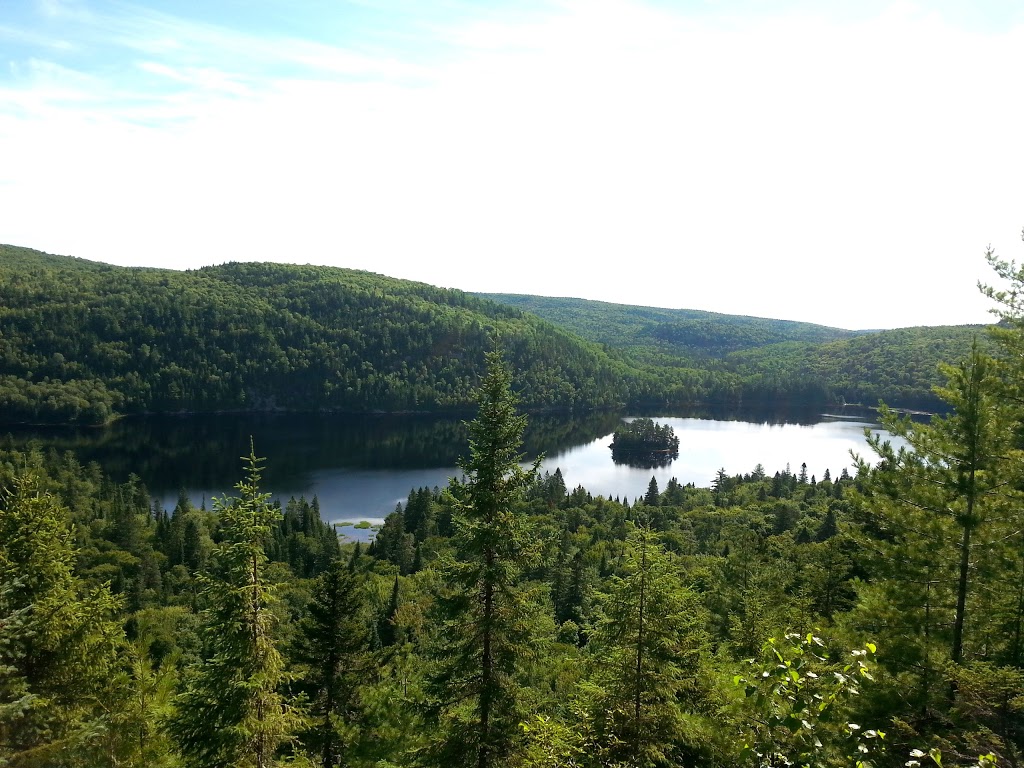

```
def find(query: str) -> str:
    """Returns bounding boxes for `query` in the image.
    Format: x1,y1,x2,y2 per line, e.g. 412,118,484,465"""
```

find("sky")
2,0,1023,330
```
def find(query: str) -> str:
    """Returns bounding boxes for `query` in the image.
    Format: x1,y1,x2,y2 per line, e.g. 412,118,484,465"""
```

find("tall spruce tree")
291,557,369,768
587,525,710,767
425,351,544,768
168,447,300,768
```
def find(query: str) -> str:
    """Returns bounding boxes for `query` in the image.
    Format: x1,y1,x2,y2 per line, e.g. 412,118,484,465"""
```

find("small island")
609,417,680,468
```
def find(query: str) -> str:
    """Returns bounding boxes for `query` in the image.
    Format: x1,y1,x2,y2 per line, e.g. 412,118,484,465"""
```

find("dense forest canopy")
474,293,865,355
725,325,994,412
480,292,993,412
0,245,635,423
3,326,1022,765
3,235,1024,766
0,244,990,424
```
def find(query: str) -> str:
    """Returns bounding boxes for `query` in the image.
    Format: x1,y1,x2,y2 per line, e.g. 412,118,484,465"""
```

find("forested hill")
475,293,864,358
479,293,994,411
0,245,637,424
0,246,993,424
726,324,994,411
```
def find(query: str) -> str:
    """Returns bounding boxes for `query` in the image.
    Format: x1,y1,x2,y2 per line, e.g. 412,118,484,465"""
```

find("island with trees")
609,417,680,467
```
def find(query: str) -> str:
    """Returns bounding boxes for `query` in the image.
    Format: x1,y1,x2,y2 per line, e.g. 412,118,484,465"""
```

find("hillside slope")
475,293,863,358
0,247,992,424
725,325,993,410
0,246,637,424
480,293,993,411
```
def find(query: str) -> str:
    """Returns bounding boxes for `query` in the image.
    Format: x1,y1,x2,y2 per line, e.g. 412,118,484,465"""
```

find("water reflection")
0,406,899,525
545,416,901,505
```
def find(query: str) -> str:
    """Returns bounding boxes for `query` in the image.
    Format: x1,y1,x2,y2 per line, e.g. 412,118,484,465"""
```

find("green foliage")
727,326,992,411
0,472,125,767
586,525,711,767
480,292,987,410
609,418,680,468
0,579,35,756
0,245,984,428
733,633,883,768
424,351,546,768
518,713,586,768
167,447,301,768
269,496,340,579
94,631,181,768
848,343,1019,735
4,237,1024,766
0,246,632,424
290,557,369,768
475,294,858,357
907,747,999,768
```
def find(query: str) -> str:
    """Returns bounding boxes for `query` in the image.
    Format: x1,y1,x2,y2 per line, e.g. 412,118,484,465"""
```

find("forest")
2,240,1023,767
0,244,990,425
479,293,992,413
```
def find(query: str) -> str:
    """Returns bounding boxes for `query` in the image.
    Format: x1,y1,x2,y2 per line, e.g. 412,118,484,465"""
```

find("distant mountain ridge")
474,293,867,359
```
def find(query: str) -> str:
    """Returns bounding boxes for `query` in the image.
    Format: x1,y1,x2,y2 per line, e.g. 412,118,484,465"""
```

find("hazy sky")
2,0,1023,329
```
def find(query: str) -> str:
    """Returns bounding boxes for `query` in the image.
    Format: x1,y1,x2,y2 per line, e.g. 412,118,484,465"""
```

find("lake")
1,407,903,541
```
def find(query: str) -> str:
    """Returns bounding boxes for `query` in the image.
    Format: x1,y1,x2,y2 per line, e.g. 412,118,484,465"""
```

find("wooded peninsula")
1,241,1021,768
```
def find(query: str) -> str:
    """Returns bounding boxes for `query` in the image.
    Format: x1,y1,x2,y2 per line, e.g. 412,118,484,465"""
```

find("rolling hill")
478,293,993,411
0,246,992,424
0,246,637,424
473,293,865,359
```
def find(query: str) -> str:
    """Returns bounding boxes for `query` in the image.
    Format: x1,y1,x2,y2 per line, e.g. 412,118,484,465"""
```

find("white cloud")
1,1,1022,328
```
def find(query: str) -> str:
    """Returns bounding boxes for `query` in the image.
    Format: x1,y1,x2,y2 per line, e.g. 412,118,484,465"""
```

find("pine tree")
379,575,401,648
168,446,300,768
0,579,34,754
851,345,1014,713
425,351,544,768
97,632,180,768
977,236,1024,668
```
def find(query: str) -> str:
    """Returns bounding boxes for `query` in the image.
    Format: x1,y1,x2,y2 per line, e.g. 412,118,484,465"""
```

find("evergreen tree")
168,447,300,768
0,472,124,767
425,351,544,768
662,476,686,506
97,631,181,768
375,511,414,575
814,508,839,542
713,468,730,507
292,557,369,768
0,578,34,763
587,526,710,767
851,344,1015,724
379,575,402,648
978,235,1024,668
643,476,660,506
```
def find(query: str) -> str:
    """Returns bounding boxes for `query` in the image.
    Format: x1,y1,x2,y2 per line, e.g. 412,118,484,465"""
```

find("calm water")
2,408,903,541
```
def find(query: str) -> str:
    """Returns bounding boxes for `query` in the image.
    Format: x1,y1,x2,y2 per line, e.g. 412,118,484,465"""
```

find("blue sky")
2,0,1023,329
